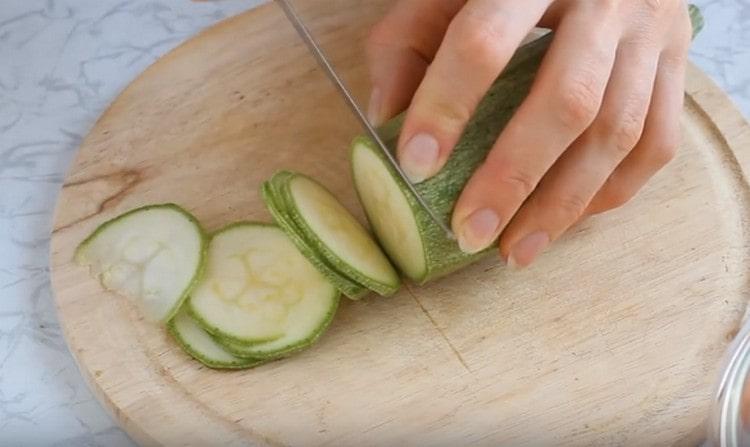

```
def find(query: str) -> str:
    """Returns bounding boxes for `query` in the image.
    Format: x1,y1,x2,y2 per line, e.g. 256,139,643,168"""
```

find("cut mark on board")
405,283,471,374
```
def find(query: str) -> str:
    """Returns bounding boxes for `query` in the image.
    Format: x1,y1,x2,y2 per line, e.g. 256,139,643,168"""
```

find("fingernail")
367,88,383,126
456,208,501,254
400,133,440,182
508,231,549,269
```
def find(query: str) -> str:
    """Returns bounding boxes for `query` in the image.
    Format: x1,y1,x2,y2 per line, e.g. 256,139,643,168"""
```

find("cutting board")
50,1,750,445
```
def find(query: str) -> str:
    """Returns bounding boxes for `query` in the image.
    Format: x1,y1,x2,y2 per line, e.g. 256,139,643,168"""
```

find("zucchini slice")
188,223,339,346
261,177,369,300
169,308,265,369
351,143,428,281
75,204,206,322
214,283,339,359
274,172,400,296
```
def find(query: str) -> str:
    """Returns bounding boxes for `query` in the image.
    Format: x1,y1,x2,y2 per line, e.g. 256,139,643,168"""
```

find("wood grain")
50,1,750,445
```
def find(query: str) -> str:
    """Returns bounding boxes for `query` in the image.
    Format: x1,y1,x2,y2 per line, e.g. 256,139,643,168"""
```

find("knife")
274,0,455,240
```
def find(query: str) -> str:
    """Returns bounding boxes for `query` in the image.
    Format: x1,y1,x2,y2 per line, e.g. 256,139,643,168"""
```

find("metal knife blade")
274,0,455,240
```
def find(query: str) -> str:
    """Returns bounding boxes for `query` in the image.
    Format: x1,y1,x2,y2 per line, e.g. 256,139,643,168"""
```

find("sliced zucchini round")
261,178,369,300
351,143,428,281
189,223,339,347
277,172,400,296
214,286,339,359
169,308,265,369
75,204,206,322
213,282,339,360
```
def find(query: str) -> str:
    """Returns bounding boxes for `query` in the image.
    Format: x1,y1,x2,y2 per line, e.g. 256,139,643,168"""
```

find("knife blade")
274,0,455,240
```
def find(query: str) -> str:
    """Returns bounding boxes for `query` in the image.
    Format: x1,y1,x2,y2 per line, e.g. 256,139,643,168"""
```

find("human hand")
366,0,693,267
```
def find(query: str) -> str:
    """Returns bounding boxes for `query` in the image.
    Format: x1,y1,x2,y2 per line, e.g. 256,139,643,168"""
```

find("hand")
366,0,693,267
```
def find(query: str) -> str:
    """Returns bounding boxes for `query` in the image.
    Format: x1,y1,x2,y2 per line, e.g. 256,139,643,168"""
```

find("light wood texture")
50,2,750,445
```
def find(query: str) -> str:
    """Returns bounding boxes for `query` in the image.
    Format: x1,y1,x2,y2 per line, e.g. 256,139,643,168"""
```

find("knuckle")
651,139,679,166
644,0,665,14
425,95,474,129
661,50,688,69
623,1,673,43
601,0,620,13
661,18,692,66
577,0,619,21
366,20,391,53
601,187,633,210
620,30,660,49
660,46,689,73
449,14,512,64
495,167,538,198
556,72,602,131
599,108,647,156
641,0,677,21
552,193,589,220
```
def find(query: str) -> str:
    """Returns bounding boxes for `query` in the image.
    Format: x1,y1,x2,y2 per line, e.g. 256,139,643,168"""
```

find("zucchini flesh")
279,172,400,296
351,146,427,281
262,179,369,299
188,223,339,345
75,204,205,322
169,308,265,369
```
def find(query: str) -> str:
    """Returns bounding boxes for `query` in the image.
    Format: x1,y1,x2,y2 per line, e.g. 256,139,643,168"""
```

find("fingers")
497,41,661,266
586,38,689,215
366,47,429,126
451,3,619,254
395,0,552,182
365,0,464,125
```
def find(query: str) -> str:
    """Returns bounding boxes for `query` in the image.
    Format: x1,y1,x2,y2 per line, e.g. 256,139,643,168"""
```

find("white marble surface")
0,1,747,445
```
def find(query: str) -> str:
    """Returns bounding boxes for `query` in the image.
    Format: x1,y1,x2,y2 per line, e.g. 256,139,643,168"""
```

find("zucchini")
169,308,265,369
261,178,369,299
75,204,206,322
213,283,339,360
353,6,704,283
352,35,548,283
188,223,339,346
272,171,400,296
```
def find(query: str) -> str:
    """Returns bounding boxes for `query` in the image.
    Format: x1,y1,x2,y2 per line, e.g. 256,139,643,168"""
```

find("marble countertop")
1,0,747,445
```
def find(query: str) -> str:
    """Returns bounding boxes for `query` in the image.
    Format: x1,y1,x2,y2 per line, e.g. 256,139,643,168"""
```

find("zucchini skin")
354,6,704,284
168,315,268,369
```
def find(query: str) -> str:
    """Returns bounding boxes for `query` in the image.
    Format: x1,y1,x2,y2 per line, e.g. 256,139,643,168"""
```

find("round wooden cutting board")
50,1,750,446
